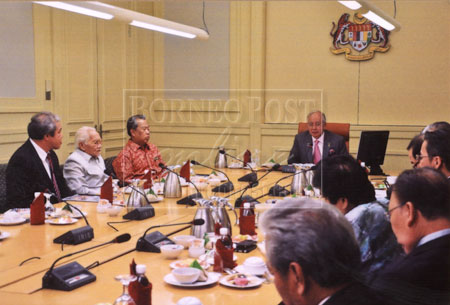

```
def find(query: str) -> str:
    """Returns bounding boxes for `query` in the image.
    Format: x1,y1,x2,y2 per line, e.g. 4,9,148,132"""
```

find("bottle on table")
219,227,233,248
239,202,256,235
214,227,234,272
129,264,152,305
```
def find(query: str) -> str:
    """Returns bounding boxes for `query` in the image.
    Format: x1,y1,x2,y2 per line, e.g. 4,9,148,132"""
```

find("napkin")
215,239,237,269
239,208,256,235
30,192,45,225
142,171,153,189
243,150,251,166
100,176,113,203
179,159,190,183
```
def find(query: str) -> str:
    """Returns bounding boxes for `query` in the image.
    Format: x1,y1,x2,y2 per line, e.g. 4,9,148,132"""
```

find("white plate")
50,209,87,219
170,259,210,270
0,218,27,226
261,163,276,168
234,264,267,276
46,218,78,225
0,231,11,240
164,272,221,288
147,196,163,203
227,163,242,169
219,273,264,289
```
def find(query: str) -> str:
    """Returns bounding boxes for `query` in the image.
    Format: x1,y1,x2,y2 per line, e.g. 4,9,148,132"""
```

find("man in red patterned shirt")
113,115,165,183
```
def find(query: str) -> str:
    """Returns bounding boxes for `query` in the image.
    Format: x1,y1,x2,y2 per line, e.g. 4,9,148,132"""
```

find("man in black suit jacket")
371,168,450,305
288,111,347,164
6,112,72,210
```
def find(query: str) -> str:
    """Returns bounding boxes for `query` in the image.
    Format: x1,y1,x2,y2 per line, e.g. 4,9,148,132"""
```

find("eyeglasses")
307,122,323,127
387,204,404,219
417,154,429,161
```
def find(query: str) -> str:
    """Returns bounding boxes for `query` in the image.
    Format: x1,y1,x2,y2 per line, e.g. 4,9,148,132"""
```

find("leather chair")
0,163,7,213
104,156,117,178
298,122,350,151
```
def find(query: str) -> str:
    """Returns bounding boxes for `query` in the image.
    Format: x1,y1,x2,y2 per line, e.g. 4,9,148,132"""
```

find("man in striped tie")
288,111,348,164
6,112,73,210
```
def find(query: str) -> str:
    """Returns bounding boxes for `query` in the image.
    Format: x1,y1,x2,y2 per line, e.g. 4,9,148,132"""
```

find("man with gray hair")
63,126,108,195
260,198,382,305
6,112,72,209
288,111,347,164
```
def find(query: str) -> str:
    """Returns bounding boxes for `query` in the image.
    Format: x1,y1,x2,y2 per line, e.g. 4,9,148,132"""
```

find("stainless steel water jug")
212,197,237,235
214,146,227,169
191,199,215,238
126,179,148,211
164,171,182,198
291,167,307,196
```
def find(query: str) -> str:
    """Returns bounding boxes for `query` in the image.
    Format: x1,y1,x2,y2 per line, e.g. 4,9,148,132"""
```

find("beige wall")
0,1,448,175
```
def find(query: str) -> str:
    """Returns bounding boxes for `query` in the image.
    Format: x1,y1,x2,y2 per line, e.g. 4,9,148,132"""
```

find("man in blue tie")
288,111,348,164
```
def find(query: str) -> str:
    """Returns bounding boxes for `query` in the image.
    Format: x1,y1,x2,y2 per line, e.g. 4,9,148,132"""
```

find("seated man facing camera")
260,198,383,305
313,155,402,272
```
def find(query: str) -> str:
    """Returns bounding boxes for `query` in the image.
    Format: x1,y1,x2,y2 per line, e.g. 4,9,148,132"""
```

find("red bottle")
129,264,152,305
239,202,256,235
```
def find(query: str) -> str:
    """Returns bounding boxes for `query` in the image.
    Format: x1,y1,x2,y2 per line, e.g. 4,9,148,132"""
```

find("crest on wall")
330,13,390,61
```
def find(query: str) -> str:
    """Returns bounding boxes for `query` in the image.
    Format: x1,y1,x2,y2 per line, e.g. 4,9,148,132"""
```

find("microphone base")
238,172,257,182
177,193,202,206
123,206,155,220
136,231,175,253
212,181,234,193
53,226,94,245
235,195,259,208
269,185,291,197
42,261,96,291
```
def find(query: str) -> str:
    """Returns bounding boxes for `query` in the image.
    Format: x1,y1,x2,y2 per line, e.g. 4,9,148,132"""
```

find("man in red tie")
6,112,73,210
288,111,348,164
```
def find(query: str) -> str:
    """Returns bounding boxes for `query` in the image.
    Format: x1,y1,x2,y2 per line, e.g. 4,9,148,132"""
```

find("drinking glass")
113,274,137,305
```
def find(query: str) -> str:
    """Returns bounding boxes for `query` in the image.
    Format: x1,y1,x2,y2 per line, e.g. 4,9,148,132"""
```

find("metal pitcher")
126,179,148,211
191,199,215,238
291,166,307,196
211,197,237,235
163,171,182,198
214,146,227,169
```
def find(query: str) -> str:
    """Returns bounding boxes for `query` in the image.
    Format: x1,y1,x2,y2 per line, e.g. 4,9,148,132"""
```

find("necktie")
46,153,61,201
313,140,321,164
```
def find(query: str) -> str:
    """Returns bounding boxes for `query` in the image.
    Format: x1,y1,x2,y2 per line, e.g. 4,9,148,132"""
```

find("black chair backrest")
0,164,8,213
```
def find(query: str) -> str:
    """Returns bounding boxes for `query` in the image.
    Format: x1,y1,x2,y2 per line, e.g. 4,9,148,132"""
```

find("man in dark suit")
417,128,450,178
6,112,72,210
288,111,347,164
261,198,384,305
371,167,450,305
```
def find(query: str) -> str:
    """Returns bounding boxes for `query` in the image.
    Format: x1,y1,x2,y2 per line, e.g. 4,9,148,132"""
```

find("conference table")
0,168,292,305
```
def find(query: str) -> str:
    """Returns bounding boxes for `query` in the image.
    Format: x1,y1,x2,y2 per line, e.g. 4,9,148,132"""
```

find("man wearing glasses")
372,168,450,305
288,111,347,164
417,128,450,179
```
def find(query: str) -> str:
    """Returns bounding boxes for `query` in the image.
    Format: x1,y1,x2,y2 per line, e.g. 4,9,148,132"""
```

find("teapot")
211,197,237,235
126,179,149,211
290,165,308,196
214,146,227,169
191,199,215,238
164,170,182,198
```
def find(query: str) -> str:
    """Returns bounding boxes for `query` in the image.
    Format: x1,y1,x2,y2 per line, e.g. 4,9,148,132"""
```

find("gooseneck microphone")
42,233,131,291
136,218,205,252
190,160,234,193
219,149,257,183
53,201,94,245
159,163,203,206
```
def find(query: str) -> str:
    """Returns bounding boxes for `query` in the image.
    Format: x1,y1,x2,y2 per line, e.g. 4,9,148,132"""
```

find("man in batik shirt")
113,115,165,183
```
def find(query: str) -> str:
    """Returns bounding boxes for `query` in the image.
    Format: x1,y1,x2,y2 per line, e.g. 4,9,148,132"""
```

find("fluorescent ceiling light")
130,20,196,39
362,11,395,31
338,1,362,10
34,2,113,20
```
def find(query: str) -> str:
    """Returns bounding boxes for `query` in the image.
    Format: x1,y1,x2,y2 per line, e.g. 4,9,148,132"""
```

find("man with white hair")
63,126,108,195
260,198,383,305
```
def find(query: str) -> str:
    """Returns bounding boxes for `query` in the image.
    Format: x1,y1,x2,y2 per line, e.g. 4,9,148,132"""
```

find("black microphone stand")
53,201,94,246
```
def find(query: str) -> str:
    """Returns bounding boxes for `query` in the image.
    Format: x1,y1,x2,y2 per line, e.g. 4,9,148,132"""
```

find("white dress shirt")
63,148,108,195
417,228,450,248
30,138,51,179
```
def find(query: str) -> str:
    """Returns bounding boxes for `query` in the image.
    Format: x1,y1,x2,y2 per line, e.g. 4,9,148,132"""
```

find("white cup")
188,238,205,258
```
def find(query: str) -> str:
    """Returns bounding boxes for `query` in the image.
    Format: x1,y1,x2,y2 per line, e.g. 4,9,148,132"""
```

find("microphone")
136,218,205,252
53,201,94,245
190,160,234,193
219,149,258,183
234,164,281,207
122,183,155,221
159,163,203,206
43,233,131,291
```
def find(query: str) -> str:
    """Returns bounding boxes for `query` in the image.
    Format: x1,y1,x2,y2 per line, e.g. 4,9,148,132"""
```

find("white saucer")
46,218,78,225
0,218,27,226
219,273,264,289
170,259,210,270
164,272,220,287
0,231,11,240
227,164,243,169
147,196,163,203
234,264,267,276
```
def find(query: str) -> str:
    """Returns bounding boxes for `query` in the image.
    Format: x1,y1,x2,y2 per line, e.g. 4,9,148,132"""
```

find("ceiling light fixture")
34,1,113,20
337,0,401,31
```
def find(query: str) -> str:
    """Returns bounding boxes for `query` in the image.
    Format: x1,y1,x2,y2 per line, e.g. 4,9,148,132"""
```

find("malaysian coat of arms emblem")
330,13,390,61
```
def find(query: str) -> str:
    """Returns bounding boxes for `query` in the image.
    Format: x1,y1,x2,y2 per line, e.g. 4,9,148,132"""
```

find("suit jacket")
371,235,450,305
288,130,348,164
6,139,72,209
